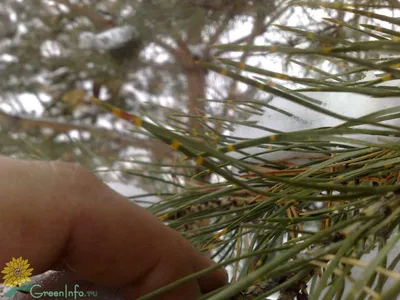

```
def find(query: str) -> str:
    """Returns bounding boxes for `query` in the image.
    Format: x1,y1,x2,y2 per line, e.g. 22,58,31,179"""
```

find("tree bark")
186,65,206,132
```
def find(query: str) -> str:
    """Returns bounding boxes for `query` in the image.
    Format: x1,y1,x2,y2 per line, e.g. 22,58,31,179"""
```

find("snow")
233,72,400,162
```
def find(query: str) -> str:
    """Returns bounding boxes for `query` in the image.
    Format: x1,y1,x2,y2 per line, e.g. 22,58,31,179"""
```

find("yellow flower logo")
1,257,33,287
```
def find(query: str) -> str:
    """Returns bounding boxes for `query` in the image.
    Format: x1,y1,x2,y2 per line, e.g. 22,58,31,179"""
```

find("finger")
0,157,227,299
0,158,84,274
63,176,227,298
63,185,204,298
192,254,229,293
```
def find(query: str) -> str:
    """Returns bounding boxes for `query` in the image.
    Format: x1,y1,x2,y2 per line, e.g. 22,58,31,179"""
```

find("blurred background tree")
1,1,400,299
0,0,382,193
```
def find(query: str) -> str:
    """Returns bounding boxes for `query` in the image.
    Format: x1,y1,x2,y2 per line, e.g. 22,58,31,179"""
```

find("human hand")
0,156,228,299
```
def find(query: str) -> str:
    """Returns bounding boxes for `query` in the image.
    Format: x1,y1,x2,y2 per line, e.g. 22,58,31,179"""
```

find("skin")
0,156,228,299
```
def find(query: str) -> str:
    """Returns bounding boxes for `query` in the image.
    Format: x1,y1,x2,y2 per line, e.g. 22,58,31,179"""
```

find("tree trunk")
186,64,207,133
